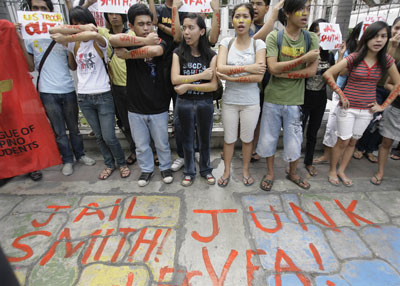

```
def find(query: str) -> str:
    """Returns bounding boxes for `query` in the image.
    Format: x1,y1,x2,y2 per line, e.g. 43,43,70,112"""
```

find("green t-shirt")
98,27,135,87
264,29,319,105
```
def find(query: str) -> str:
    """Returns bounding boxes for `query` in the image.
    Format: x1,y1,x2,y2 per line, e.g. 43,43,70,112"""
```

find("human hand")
115,47,128,58
302,49,319,63
369,102,384,113
145,32,160,45
174,84,189,95
338,41,346,56
216,71,229,81
272,0,284,18
173,0,183,9
201,68,214,80
341,96,350,109
50,33,67,45
210,0,220,12
389,32,400,48
81,23,97,32
246,62,266,75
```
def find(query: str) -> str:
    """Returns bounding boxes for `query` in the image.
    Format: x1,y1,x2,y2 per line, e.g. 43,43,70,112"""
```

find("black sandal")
126,154,137,165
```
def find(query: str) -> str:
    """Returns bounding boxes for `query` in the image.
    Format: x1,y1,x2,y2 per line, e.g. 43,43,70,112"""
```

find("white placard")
319,23,342,50
17,11,63,40
98,0,136,14
359,15,386,40
179,0,211,13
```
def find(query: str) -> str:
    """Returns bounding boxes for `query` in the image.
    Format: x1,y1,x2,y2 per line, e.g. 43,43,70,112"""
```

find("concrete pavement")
1,150,400,286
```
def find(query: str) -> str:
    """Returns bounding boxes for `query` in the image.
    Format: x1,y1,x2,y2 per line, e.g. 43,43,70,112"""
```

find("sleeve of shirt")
386,54,395,69
255,39,266,51
266,30,278,58
67,42,75,54
98,36,109,60
219,37,231,48
25,40,33,55
309,31,319,50
345,52,357,70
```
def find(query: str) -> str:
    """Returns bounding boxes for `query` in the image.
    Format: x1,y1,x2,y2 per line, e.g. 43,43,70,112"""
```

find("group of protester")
14,0,400,191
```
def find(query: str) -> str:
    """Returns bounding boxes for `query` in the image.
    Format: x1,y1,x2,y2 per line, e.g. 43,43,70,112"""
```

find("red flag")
0,20,61,179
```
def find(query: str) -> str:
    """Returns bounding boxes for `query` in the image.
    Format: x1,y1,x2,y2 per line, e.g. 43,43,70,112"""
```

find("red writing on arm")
130,47,150,58
216,12,221,30
282,58,303,72
228,66,245,75
119,35,143,45
287,72,309,79
326,77,346,99
382,84,400,109
171,7,176,36
236,76,251,83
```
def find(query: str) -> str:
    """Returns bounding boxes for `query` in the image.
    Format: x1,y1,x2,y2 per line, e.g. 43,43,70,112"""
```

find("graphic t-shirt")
126,41,171,114
220,37,266,105
173,48,216,100
25,38,75,93
344,52,394,109
265,30,319,105
68,38,110,94
98,27,135,86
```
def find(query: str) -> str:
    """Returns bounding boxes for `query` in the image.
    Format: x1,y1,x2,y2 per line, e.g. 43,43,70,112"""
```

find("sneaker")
181,175,194,187
203,173,216,185
62,163,74,176
195,152,200,164
138,172,153,187
171,158,184,172
161,169,174,184
78,155,96,166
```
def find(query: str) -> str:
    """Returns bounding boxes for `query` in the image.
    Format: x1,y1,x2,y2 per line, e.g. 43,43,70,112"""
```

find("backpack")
74,41,113,85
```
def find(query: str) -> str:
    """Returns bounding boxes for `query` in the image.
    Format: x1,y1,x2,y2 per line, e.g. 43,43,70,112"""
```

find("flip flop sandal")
119,166,131,178
390,154,400,160
305,165,318,177
337,175,353,187
99,168,115,180
217,176,230,187
126,154,137,165
260,175,273,192
313,157,329,165
242,176,255,186
203,174,216,185
353,150,364,160
366,153,378,163
328,176,340,186
286,174,311,190
250,152,260,163
370,175,383,185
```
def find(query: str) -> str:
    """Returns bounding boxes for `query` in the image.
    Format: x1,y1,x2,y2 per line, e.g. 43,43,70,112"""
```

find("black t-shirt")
173,48,216,100
126,41,171,114
156,4,186,47
392,62,400,109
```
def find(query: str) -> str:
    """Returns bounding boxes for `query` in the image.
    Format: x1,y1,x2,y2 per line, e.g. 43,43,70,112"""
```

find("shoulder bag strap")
36,40,56,91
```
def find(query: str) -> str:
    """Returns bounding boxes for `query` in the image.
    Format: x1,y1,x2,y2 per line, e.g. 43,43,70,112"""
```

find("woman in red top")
323,21,400,187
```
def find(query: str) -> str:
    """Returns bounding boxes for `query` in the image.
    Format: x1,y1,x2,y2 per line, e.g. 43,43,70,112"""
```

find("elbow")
256,75,263,82
210,81,218,92
171,76,179,85
109,35,119,47
268,66,279,75
322,71,330,80
28,65,35,72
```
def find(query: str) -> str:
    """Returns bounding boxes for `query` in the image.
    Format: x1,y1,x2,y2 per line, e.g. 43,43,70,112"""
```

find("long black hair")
353,21,390,73
278,0,307,26
176,13,215,64
69,6,97,26
309,18,329,61
346,22,362,53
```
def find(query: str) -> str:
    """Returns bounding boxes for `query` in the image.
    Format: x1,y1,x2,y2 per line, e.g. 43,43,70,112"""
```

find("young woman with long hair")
323,21,400,187
216,3,266,187
171,13,218,186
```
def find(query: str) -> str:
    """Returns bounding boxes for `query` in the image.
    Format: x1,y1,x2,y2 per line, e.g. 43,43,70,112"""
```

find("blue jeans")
128,111,171,173
78,92,125,168
177,97,213,177
40,91,84,164
257,102,303,162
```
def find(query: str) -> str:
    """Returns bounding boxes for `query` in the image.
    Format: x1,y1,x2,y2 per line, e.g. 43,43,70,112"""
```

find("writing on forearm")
171,7,176,36
228,66,245,75
130,47,150,58
216,12,220,30
325,77,346,98
193,85,215,92
235,76,251,83
119,35,143,45
287,72,308,79
382,84,400,109
282,58,303,72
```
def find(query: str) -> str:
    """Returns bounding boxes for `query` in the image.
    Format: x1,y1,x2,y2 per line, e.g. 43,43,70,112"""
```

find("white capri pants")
222,103,260,144
336,107,373,140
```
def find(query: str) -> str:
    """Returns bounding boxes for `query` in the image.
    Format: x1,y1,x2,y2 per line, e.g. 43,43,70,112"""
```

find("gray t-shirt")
220,37,266,105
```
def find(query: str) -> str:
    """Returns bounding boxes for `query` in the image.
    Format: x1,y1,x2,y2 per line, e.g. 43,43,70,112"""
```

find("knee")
348,139,358,147
381,138,393,149
337,139,349,149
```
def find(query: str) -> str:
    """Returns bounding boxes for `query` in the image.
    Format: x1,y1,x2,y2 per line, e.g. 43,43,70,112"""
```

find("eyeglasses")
250,2,266,7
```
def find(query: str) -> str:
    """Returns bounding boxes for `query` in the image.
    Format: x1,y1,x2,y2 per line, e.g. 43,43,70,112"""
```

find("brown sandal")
119,166,131,178
99,168,115,180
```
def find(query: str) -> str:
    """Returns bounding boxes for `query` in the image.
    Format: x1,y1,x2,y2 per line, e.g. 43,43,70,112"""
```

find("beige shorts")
222,103,260,144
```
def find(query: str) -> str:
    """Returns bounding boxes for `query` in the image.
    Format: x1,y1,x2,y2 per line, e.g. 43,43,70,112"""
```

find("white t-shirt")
220,37,266,105
68,38,110,94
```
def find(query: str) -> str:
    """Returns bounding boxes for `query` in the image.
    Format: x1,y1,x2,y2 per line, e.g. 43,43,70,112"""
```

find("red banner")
0,20,62,179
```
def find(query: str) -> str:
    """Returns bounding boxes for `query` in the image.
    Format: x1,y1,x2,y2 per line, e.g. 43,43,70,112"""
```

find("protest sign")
179,0,211,13
17,11,63,40
98,0,136,14
0,20,62,179
319,23,342,50
359,15,385,40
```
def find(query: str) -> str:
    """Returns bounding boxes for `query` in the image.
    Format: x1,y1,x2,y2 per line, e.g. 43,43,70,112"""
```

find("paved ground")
1,150,400,286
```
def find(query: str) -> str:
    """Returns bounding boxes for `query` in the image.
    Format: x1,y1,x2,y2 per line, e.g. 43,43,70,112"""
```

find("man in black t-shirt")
110,4,173,187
